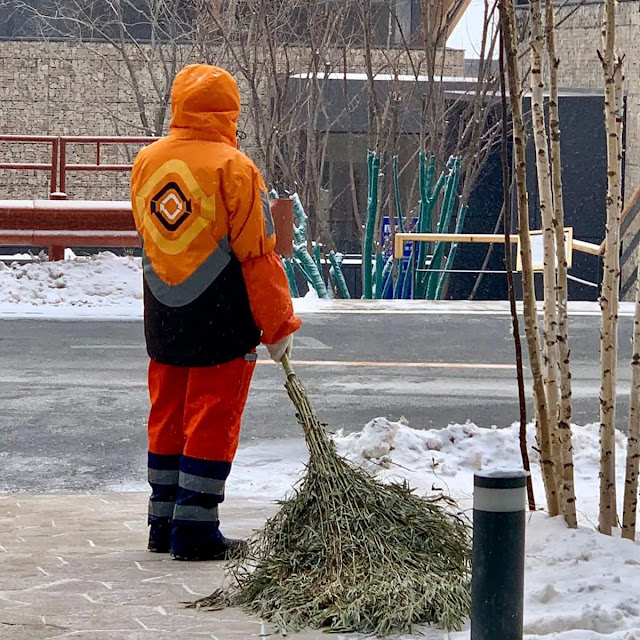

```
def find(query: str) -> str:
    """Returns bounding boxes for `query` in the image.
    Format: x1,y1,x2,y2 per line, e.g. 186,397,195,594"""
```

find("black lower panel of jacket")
143,258,261,367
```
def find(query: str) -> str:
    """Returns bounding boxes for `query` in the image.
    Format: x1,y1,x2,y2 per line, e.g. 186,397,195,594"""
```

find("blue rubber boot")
170,522,243,561
169,456,243,561
148,517,173,553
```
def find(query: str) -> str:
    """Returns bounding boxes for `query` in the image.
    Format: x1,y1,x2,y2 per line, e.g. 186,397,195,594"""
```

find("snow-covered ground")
0,252,636,318
336,419,640,640
3,252,640,638
230,419,640,640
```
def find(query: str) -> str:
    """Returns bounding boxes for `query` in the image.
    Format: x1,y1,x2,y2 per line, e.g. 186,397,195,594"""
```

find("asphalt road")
0,312,634,492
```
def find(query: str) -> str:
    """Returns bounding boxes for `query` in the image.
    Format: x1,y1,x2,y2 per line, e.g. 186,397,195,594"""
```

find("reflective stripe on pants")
147,452,180,524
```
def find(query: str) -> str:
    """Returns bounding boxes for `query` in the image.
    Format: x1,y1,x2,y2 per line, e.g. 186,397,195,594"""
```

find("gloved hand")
266,333,294,363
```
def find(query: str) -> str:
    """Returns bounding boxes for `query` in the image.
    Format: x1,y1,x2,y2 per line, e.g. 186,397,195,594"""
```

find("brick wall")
0,40,464,201
0,41,163,200
551,2,640,185
554,2,640,298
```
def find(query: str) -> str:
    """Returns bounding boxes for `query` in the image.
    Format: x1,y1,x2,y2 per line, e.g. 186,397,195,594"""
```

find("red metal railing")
0,136,155,258
0,136,294,260
0,135,60,193
0,199,135,230
0,135,158,196
0,199,139,260
59,136,157,193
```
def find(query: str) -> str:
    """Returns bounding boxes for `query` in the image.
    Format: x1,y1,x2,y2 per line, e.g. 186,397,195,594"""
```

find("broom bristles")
189,362,471,635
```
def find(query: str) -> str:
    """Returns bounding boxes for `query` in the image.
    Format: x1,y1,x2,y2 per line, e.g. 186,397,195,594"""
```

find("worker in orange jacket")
130,64,301,561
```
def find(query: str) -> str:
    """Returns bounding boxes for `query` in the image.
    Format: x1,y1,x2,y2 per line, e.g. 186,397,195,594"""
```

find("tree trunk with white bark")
598,0,624,536
622,263,640,540
545,0,578,529
500,0,559,516
529,0,561,517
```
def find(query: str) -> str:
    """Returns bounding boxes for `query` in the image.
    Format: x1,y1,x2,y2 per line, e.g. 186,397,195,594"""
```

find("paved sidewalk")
0,492,325,640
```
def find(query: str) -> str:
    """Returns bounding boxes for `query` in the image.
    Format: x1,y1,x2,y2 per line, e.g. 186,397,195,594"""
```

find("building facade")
519,0,640,298
0,0,468,252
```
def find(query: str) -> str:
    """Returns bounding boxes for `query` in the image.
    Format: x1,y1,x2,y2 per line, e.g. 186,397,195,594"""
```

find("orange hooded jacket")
131,64,301,367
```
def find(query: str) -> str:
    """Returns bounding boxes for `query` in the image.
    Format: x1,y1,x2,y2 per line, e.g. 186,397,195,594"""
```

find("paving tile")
0,492,327,640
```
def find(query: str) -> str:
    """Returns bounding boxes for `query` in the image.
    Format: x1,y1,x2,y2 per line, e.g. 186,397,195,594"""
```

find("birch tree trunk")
499,24,536,511
611,56,624,524
598,0,624,536
500,0,559,516
545,0,578,528
622,261,640,540
528,0,561,517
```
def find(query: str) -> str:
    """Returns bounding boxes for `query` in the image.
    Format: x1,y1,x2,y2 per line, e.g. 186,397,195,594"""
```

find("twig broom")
189,355,471,635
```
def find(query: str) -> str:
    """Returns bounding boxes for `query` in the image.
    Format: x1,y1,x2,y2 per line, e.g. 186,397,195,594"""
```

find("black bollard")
471,470,528,640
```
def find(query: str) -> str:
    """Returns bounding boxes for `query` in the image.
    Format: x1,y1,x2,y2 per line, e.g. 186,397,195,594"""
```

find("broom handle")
281,353,296,380
280,353,332,456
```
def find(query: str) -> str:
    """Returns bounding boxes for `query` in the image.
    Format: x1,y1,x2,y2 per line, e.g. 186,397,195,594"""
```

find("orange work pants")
147,355,256,462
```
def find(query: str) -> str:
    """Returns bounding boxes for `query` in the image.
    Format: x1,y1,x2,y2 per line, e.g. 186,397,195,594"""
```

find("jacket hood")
170,64,240,147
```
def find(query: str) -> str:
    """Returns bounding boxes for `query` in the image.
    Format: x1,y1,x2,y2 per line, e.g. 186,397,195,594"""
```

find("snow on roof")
290,71,480,83
289,72,604,97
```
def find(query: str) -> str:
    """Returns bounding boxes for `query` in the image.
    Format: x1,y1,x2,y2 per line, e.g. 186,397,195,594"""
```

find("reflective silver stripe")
261,191,275,238
179,471,225,496
173,504,219,522
148,501,175,517
148,468,179,485
143,236,231,308
474,487,526,513
217,235,231,255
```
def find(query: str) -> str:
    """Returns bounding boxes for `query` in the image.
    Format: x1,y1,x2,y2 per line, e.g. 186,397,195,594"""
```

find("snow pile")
2,250,636,319
335,417,626,511
523,518,640,638
233,419,640,638
328,418,640,640
0,251,336,318
0,252,143,317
